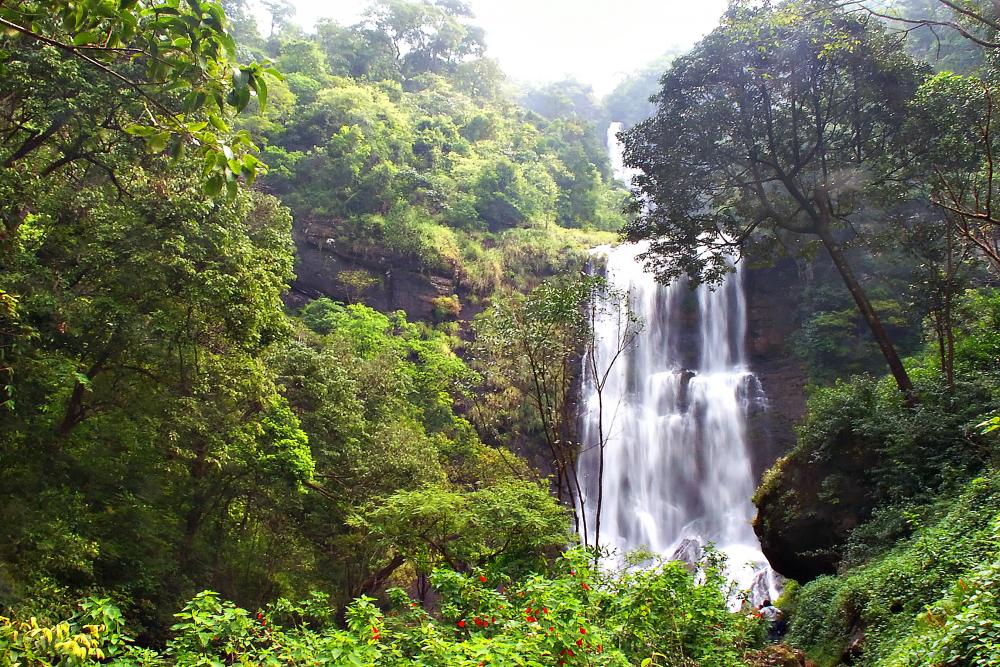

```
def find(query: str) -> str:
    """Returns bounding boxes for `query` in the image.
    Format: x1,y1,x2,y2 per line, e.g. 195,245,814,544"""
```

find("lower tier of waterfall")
576,241,780,604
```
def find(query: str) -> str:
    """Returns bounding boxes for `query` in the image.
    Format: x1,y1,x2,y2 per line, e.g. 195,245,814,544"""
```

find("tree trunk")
356,553,405,598
943,218,957,391
814,221,916,401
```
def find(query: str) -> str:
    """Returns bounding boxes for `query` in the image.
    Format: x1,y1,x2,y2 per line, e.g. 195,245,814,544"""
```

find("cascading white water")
606,121,639,185
575,123,779,604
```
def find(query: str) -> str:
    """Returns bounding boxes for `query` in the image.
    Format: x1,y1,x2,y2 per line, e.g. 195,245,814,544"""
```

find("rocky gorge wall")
286,217,466,320
287,219,812,478
744,259,809,479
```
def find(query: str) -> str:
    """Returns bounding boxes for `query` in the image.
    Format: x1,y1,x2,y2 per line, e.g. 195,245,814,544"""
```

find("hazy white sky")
256,0,729,95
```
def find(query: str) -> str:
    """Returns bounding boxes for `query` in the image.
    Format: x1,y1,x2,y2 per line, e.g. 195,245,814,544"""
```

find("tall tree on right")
621,0,926,399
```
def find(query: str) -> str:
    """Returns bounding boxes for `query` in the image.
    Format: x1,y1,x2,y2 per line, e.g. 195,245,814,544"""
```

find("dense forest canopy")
0,0,625,636
0,0,999,665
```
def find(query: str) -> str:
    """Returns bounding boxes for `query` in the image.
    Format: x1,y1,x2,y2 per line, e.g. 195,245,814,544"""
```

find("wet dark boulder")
744,644,816,667
752,429,879,583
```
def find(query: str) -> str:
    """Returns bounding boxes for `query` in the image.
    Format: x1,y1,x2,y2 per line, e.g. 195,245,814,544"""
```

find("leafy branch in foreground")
0,0,279,197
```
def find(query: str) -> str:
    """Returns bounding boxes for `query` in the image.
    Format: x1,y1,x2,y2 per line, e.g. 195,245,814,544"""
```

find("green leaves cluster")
0,0,279,198
783,471,1000,666
887,516,1000,667
233,296,567,611
0,548,766,667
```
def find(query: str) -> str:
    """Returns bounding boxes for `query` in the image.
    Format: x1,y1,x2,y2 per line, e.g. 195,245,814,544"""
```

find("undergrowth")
784,471,1000,666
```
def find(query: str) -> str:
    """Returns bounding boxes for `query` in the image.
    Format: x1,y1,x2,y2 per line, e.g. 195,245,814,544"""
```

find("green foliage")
472,277,603,490
791,276,922,383
0,549,765,666
906,68,1000,272
886,517,1000,666
622,0,926,286
788,289,1000,509
0,152,303,596
430,294,461,321
784,472,1000,666
237,9,623,296
769,289,1000,665
1,7,587,623
0,0,277,198
885,0,986,74
268,299,566,606
350,480,569,579
363,0,486,79
601,51,684,129
0,596,125,665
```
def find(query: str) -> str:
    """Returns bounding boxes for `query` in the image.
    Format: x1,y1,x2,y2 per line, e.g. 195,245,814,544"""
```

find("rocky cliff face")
288,218,466,321
289,223,811,475
745,259,809,480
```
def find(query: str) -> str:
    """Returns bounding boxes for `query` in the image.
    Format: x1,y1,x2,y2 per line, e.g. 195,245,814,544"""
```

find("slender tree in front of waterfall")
473,277,591,540
473,275,635,547
621,0,925,400
584,282,642,554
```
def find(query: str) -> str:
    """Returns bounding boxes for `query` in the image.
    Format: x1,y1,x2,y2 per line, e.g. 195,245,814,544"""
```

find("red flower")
597,644,603,653
479,574,487,583
569,570,576,576
526,616,537,623
371,625,380,641
256,612,263,620
549,626,555,633
542,607,549,614
457,619,466,628
576,638,583,647
580,582,590,591
579,627,587,634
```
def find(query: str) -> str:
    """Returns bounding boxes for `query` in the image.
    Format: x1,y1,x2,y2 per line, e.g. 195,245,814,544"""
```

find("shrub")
885,517,1000,666
431,295,461,321
785,471,1000,666
0,549,766,666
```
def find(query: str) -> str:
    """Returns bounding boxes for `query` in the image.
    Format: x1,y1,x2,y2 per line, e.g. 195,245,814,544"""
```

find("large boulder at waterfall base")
752,432,879,583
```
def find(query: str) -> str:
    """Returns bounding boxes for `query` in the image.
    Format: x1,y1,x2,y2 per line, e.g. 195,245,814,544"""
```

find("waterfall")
576,123,779,603
607,122,639,185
